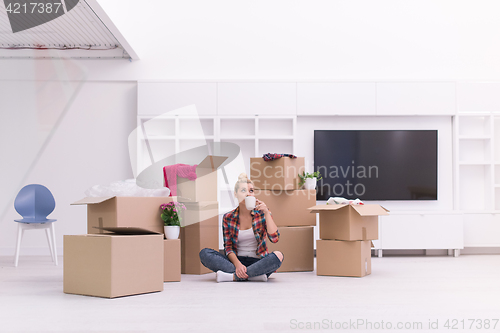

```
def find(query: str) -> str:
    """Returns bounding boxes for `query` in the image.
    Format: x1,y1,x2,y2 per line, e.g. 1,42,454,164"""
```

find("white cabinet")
379,212,464,252
297,82,376,115
217,83,296,115
463,213,500,247
376,82,456,115
138,82,217,116
457,82,500,112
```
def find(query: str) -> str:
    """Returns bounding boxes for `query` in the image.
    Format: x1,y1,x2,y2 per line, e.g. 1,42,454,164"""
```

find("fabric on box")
262,153,297,161
163,164,197,196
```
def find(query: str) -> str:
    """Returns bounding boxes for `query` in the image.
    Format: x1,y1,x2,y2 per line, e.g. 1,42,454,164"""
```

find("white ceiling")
0,0,138,59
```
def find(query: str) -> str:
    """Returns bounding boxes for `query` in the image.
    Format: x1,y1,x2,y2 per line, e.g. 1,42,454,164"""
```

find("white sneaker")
248,274,268,282
216,271,234,282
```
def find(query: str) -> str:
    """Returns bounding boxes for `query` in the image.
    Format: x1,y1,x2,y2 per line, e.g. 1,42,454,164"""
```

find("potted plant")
298,171,322,190
160,202,186,239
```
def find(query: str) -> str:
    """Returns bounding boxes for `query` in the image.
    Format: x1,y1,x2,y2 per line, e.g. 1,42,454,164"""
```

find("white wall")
1,0,500,81
0,81,137,256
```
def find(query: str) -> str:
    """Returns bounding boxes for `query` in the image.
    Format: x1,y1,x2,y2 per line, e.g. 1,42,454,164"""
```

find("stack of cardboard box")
308,204,389,277
176,156,226,275
65,197,173,298
250,157,316,272
64,155,226,297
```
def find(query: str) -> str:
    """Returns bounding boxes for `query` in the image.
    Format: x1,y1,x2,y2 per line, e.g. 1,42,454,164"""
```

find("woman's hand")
256,199,269,214
235,263,248,279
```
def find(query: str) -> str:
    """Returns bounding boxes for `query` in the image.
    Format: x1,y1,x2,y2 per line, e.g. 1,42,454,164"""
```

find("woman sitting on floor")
199,173,283,282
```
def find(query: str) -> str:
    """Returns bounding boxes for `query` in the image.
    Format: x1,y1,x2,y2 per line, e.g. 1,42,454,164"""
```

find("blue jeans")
199,248,282,280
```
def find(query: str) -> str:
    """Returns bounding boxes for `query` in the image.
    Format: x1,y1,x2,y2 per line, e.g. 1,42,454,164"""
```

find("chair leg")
51,223,58,266
45,227,55,263
14,224,23,267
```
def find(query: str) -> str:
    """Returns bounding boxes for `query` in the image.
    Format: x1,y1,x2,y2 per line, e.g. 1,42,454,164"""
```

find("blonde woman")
199,173,283,282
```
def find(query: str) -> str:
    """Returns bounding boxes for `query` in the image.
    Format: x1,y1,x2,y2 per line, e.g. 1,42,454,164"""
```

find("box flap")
351,205,390,216
307,204,348,213
197,155,228,171
92,226,162,235
71,196,116,205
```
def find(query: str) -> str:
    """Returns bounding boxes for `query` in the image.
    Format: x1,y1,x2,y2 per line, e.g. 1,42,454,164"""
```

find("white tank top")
237,228,259,258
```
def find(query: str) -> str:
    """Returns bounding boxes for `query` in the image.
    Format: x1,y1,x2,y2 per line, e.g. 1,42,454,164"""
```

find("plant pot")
304,177,317,190
164,225,180,240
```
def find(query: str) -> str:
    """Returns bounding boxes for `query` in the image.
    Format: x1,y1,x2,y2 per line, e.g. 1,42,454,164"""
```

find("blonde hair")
234,173,254,193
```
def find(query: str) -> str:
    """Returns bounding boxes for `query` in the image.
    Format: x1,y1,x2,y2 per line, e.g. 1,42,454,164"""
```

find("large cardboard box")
250,157,305,190
266,226,314,272
255,190,316,227
180,215,219,274
175,155,227,202
164,239,181,282
71,196,175,235
63,228,164,298
309,204,389,241
316,239,371,277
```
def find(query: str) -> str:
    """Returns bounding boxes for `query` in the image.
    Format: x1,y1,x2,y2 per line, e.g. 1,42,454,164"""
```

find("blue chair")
14,184,58,266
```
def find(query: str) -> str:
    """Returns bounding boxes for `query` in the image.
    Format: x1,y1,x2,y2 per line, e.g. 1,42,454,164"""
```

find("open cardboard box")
175,155,227,202
266,226,314,272
250,157,305,190
255,189,316,227
316,239,373,277
309,204,389,241
63,227,164,298
71,196,175,235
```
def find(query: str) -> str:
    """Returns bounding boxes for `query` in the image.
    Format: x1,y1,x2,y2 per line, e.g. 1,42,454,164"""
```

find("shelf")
220,136,256,140
458,162,491,165
258,136,294,140
461,211,500,214
178,136,214,140
141,136,176,140
458,136,491,140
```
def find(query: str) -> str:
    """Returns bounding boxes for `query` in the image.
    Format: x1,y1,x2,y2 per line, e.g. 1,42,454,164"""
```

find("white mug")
245,196,256,210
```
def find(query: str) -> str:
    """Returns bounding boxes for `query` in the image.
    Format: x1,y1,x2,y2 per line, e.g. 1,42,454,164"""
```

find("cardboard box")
175,155,227,202
255,190,316,227
250,157,305,190
164,239,181,282
266,226,314,272
63,228,164,298
71,196,175,235
180,215,219,274
316,239,372,277
182,201,219,227
309,204,389,241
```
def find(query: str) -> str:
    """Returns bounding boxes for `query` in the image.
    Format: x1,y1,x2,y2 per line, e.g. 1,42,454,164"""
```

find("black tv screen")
314,130,438,201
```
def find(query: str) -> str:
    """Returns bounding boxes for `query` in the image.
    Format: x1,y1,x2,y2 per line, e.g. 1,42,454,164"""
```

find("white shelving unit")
455,112,500,248
136,115,216,175
137,114,296,214
455,113,496,212
217,115,296,213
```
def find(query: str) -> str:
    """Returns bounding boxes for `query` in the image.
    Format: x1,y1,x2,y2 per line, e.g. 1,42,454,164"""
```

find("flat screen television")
314,130,438,201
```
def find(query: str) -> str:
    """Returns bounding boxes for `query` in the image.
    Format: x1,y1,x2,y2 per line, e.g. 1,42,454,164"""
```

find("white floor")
0,254,499,333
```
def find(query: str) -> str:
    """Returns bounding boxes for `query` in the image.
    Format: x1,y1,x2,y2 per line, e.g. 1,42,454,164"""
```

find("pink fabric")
163,164,198,196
